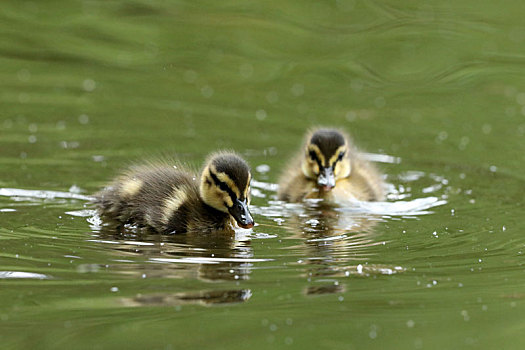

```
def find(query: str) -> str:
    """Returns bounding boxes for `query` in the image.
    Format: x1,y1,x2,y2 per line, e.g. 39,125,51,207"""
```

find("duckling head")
200,152,255,229
301,129,351,192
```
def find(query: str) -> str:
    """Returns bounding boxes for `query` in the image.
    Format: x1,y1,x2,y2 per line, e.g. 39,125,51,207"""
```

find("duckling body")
94,152,254,233
278,128,384,202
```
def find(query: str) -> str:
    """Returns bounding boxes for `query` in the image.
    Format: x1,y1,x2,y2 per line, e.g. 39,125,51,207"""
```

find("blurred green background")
1,0,525,349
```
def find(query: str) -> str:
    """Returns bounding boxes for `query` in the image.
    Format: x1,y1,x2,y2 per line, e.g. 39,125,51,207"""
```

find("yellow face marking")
222,189,234,208
328,146,347,167
210,165,241,199
199,166,232,213
243,172,251,200
329,146,351,180
162,187,189,224
307,144,326,166
302,144,324,178
119,178,143,198
335,157,351,180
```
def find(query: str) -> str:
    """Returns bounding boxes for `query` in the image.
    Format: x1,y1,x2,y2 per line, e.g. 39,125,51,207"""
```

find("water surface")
1,1,525,349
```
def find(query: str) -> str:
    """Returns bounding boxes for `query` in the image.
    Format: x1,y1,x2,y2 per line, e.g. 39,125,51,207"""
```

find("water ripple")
0,187,93,201
0,271,51,279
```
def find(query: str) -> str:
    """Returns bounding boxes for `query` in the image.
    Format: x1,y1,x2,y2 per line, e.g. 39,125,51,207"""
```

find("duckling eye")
308,150,317,161
337,152,345,161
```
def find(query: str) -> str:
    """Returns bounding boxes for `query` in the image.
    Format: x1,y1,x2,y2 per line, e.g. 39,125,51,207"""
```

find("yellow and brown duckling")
94,152,254,233
278,128,385,202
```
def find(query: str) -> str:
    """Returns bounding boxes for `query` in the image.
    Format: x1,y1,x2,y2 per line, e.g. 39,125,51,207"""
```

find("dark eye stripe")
209,171,237,204
308,150,323,168
332,152,346,168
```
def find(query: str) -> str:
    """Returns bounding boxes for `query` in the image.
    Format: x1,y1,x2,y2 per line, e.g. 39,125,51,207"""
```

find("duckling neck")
197,200,232,231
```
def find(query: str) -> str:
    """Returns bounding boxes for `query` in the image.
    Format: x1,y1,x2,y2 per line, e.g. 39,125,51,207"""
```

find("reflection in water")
3,165,447,302
79,216,267,306
71,198,326,305
281,201,399,296
89,226,262,282
305,283,346,296
251,166,448,296
121,289,252,307
0,271,52,279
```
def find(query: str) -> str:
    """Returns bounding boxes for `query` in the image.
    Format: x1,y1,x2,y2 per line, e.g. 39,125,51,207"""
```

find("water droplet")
291,83,304,97
17,69,31,82
18,93,30,103
82,79,96,92
78,114,90,124
350,79,363,92
256,164,270,173
345,111,357,122
437,131,448,141
184,70,197,83
201,85,214,98
461,310,470,321
459,136,470,150
374,96,386,108
266,91,279,104
516,92,525,105
256,109,267,120
56,121,66,130
240,63,254,78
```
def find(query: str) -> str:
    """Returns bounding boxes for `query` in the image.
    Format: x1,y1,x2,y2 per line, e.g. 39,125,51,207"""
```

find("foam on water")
252,166,448,219
149,257,273,264
0,271,51,279
362,152,401,164
0,187,93,201
336,196,447,216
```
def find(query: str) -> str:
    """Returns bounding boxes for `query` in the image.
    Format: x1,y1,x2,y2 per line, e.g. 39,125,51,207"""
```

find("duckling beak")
317,167,335,191
229,199,254,229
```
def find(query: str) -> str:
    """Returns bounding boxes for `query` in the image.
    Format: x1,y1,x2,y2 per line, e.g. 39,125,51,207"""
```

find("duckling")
278,128,384,202
94,152,254,234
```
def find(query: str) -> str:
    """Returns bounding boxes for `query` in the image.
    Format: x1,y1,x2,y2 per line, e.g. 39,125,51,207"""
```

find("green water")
1,0,525,349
